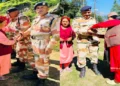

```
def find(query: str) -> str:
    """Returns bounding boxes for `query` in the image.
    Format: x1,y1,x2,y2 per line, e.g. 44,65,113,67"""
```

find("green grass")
1,38,120,86
60,39,120,86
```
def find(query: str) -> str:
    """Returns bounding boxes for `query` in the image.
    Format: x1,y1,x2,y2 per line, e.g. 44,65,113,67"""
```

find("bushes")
0,0,60,21
23,9,36,21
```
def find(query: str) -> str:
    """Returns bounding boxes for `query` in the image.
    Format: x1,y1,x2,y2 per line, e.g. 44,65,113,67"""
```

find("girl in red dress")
60,16,76,73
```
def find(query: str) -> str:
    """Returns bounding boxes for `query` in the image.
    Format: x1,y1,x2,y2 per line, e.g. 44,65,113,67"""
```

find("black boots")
22,71,46,86
22,71,38,80
11,61,26,73
79,64,100,78
92,63,101,75
36,79,46,86
79,67,86,78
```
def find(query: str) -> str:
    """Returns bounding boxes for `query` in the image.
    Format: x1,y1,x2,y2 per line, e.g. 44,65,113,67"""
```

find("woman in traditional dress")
0,16,16,80
88,13,120,85
60,16,76,73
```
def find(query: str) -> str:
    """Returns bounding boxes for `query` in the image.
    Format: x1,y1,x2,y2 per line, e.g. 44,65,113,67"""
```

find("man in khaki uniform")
72,6,100,78
6,8,27,72
15,15,34,69
22,2,59,86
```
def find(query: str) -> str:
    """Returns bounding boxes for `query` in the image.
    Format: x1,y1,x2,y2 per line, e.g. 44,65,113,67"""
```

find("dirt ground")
0,50,60,86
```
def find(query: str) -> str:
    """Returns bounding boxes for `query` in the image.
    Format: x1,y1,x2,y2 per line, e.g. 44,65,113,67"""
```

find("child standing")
60,16,76,73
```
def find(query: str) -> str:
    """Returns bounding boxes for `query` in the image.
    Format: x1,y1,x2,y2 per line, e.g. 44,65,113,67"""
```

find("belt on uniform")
78,34,92,40
31,36,36,39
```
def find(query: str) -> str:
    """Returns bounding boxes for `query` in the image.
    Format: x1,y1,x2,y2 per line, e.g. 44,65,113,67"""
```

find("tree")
51,0,87,18
0,0,88,18
111,0,120,16
96,15,104,22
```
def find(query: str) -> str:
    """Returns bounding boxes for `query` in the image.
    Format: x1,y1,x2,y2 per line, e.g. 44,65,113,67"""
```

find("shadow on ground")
0,59,60,86
71,56,114,80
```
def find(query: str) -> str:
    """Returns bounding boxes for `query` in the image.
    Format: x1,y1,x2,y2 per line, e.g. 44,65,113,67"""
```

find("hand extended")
88,28,97,34
45,48,52,55
96,34,104,38
14,33,23,41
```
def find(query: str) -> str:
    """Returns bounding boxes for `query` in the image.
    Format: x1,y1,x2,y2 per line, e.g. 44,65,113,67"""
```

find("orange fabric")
0,54,11,76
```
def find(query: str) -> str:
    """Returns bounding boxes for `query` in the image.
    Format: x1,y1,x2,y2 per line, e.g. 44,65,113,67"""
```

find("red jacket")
90,19,120,47
60,26,76,49
90,20,120,29
105,24,120,47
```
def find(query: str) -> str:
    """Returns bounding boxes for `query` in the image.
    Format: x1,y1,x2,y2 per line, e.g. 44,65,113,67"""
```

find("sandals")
0,76,9,81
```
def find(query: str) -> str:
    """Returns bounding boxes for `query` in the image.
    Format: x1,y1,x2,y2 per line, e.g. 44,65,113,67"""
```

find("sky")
86,0,119,16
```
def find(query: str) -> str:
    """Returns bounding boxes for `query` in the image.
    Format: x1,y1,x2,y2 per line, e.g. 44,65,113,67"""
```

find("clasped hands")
87,28,104,38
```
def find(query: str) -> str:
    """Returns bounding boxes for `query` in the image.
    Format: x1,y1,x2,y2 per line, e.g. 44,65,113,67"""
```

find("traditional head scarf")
0,16,9,24
108,12,118,19
108,12,118,17
60,16,70,27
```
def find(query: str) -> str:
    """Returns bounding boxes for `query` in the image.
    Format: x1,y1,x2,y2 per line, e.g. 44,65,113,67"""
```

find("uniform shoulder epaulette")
32,16,40,24
47,14,59,19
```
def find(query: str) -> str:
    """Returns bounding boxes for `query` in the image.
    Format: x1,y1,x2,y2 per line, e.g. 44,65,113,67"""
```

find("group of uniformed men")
6,1,102,86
